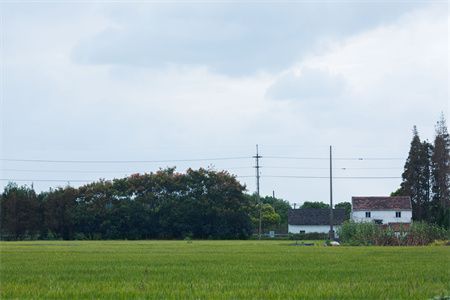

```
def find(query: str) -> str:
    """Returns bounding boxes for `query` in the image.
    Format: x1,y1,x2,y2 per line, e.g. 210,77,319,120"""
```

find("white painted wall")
288,224,341,235
352,210,412,224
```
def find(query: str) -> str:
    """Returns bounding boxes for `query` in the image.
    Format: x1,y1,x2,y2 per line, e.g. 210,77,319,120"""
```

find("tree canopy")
394,115,450,228
300,201,330,209
0,168,254,240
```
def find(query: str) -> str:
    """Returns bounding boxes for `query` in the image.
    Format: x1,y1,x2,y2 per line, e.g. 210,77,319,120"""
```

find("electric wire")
0,156,406,163
0,166,402,173
264,156,404,161
0,175,401,182
0,156,251,163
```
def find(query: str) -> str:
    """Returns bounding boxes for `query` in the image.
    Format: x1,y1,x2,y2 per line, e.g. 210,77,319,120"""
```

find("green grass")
1,240,449,299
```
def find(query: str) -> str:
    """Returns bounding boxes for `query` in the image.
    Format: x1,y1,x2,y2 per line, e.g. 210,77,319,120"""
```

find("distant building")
351,196,412,230
288,208,348,235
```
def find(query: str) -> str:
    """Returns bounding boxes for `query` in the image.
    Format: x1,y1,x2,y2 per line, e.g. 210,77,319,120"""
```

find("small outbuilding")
288,208,348,235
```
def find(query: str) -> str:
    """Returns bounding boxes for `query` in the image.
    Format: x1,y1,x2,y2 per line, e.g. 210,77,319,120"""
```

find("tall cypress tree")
399,126,432,221
430,113,450,227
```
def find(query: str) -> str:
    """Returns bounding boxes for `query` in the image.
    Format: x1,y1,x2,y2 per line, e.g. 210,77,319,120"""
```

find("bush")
289,232,328,240
74,233,87,240
44,230,58,240
338,221,449,246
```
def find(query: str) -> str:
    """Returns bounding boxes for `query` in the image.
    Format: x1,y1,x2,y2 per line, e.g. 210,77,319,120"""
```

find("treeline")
0,168,290,240
393,114,450,228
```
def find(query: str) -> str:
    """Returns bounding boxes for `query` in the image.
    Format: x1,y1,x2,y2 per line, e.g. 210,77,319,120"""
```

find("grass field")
1,240,449,299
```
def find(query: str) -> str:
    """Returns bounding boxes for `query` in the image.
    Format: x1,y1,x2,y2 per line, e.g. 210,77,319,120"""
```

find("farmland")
1,241,449,299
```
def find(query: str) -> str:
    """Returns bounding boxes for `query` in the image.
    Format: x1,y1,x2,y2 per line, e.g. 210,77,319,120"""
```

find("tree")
246,194,290,233
260,204,281,231
43,187,78,240
335,202,351,220
260,196,291,226
0,168,254,240
430,113,450,227
0,183,40,239
300,201,330,209
398,126,432,221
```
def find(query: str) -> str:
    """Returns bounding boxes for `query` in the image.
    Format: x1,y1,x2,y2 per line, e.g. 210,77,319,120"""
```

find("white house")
351,196,412,229
288,208,348,235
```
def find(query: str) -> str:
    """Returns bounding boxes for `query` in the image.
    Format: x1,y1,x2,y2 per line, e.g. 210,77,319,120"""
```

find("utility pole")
329,145,335,240
254,144,262,239
293,203,297,209
272,190,275,198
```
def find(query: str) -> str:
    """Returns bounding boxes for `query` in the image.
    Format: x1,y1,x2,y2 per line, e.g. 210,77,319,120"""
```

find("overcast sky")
0,1,448,206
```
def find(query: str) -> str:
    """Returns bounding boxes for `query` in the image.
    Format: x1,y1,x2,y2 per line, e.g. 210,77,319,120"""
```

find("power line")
0,156,251,164
0,178,93,183
0,166,402,174
337,167,402,170
264,156,404,161
1,169,134,174
262,166,402,170
0,175,401,183
262,175,400,179
0,166,255,173
0,155,406,164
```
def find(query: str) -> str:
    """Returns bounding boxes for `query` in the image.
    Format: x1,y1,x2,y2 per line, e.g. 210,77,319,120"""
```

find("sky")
0,1,448,206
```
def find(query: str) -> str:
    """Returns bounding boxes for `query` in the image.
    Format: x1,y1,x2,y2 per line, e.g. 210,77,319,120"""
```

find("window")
365,211,371,218
396,211,401,218
300,230,306,234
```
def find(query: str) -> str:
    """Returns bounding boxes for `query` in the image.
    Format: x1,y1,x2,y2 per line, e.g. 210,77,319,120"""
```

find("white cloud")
303,4,448,118
70,2,425,75
1,2,447,205
266,67,346,105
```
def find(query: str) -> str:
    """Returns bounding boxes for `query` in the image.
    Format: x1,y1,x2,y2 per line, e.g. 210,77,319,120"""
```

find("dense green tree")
0,183,40,239
430,114,450,227
74,180,116,239
300,201,330,209
398,127,432,221
246,194,290,233
335,202,351,220
63,168,252,240
260,196,291,226
42,186,78,239
260,204,281,231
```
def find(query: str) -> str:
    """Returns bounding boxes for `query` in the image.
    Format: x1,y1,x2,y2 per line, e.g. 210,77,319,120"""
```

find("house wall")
352,210,412,224
288,224,341,235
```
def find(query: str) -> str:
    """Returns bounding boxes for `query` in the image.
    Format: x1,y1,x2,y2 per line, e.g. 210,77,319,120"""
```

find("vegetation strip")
1,240,449,299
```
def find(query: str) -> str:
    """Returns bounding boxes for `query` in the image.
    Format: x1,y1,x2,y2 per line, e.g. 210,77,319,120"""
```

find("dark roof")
352,196,412,211
288,208,348,226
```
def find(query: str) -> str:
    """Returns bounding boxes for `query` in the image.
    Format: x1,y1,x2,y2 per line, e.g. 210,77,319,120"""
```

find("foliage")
260,204,281,229
0,168,253,240
300,201,330,209
397,126,432,221
42,187,78,240
431,113,450,226
259,195,291,225
0,183,40,240
288,232,328,240
1,241,449,299
394,115,450,228
334,202,351,219
338,220,449,246
246,194,290,233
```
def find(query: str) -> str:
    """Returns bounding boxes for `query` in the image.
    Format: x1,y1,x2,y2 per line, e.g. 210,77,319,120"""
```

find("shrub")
289,232,328,240
337,221,449,246
44,230,58,240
